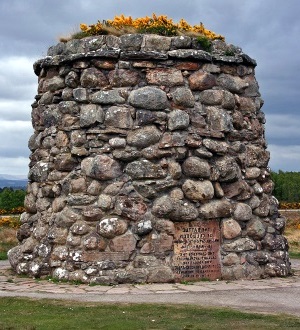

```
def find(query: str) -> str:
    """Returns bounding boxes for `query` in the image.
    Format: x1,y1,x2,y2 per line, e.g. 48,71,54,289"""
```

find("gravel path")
1,259,300,317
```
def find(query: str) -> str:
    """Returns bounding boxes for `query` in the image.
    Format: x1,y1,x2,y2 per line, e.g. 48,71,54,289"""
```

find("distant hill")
0,174,27,189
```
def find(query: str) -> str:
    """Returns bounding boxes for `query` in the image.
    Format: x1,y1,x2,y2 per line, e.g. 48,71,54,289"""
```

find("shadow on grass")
0,297,300,330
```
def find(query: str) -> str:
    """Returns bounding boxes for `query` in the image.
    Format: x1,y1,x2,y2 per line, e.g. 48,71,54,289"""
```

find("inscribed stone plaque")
172,220,221,281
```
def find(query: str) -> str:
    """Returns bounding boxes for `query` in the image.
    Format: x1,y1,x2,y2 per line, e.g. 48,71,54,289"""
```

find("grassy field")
0,297,300,330
0,226,17,260
281,210,300,258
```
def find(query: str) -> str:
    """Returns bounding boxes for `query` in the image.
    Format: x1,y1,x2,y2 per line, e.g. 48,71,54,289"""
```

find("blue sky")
0,0,299,175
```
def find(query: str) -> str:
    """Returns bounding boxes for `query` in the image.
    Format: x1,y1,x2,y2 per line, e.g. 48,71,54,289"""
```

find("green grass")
196,35,212,52
289,251,300,259
0,242,16,260
0,242,15,260
0,298,300,330
0,251,7,260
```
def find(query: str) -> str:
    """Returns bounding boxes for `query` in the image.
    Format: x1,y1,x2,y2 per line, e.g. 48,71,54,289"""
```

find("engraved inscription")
173,220,221,281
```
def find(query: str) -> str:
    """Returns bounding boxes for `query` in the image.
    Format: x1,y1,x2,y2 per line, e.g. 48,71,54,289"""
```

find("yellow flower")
95,21,103,32
77,15,225,40
178,19,192,31
80,23,89,32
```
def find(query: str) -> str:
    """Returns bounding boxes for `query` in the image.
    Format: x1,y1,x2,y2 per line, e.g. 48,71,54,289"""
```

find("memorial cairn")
9,15,291,284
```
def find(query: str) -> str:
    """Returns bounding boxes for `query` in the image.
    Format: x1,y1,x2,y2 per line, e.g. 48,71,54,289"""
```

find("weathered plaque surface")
172,220,221,281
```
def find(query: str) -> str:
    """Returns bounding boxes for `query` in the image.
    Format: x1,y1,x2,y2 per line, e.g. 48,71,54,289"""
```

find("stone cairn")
8,34,291,284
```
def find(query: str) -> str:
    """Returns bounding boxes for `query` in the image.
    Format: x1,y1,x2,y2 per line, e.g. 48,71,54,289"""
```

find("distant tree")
271,171,300,202
0,188,26,211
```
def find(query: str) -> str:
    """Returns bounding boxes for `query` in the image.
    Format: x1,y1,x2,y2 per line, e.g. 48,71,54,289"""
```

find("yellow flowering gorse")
77,14,224,40
0,216,21,229
0,206,25,215
279,202,300,210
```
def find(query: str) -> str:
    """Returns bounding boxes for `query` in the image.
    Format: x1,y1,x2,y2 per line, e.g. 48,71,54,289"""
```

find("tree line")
0,188,26,211
271,171,300,202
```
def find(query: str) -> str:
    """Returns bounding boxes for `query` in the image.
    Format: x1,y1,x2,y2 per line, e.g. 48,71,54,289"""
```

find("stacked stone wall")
8,34,291,284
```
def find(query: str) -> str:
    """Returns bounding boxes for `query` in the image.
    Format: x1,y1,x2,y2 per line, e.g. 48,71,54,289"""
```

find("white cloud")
0,55,35,175
0,156,29,176
268,144,300,172
266,114,300,141
0,120,32,158
0,100,32,121
0,56,37,100
0,120,31,132
265,114,300,172
0,56,36,83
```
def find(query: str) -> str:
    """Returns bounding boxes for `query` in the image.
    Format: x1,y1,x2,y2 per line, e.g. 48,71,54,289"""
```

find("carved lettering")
172,220,221,281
